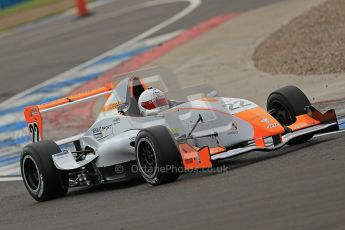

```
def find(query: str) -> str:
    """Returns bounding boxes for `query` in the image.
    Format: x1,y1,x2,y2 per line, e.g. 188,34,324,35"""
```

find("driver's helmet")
138,88,169,116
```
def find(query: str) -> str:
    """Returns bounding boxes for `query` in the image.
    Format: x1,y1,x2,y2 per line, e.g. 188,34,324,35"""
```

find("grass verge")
0,0,60,18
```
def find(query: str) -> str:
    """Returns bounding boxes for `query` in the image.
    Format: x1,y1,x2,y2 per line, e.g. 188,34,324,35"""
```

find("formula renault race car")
20,67,339,201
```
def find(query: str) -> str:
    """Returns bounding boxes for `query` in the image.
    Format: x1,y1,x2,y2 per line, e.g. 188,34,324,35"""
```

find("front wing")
179,106,339,169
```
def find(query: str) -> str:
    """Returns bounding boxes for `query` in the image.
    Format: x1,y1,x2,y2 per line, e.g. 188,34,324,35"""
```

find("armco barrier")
0,0,24,9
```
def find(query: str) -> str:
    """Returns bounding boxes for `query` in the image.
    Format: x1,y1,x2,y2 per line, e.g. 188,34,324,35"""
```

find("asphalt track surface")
1,0,345,229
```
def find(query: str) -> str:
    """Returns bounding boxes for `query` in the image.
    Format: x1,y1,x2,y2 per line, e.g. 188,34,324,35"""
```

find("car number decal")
28,122,40,142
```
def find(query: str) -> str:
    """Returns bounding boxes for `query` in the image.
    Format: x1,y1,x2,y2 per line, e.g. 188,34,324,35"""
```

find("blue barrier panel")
0,0,25,9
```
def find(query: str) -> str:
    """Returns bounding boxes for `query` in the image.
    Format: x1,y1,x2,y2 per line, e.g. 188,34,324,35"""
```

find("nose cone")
234,107,285,138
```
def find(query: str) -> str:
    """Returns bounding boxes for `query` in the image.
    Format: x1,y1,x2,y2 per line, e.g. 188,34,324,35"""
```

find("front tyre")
135,126,181,185
267,85,313,145
21,140,68,201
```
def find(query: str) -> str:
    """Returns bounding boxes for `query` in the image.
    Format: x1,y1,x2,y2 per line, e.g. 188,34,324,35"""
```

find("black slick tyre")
135,126,181,185
20,140,68,201
267,85,313,145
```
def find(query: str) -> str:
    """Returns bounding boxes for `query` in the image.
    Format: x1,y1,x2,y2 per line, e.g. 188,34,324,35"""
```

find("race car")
20,67,339,201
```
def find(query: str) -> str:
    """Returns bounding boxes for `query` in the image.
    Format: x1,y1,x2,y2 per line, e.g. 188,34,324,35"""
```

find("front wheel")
267,85,314,145
21,140,68,201
135,126,182,185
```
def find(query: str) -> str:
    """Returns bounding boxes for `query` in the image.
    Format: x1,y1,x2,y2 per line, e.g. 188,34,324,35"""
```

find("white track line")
0,177,22,182
0,0,201,107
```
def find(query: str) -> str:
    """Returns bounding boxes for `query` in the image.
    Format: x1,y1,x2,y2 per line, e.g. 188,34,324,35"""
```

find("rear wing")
23,84,113,143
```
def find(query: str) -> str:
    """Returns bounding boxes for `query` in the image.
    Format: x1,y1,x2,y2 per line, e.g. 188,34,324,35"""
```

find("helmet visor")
141,97,169,110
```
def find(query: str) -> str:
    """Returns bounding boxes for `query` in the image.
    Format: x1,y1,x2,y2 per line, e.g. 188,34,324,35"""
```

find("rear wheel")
135,126,181,185
21,140,68,201
267,85,314,145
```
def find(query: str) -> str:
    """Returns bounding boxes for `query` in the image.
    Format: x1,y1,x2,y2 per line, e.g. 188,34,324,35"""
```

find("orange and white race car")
20,67,339,201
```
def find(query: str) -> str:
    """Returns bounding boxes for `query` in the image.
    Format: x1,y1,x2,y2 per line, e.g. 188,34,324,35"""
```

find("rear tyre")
267,85,314,145
135,126,181,185
20,140,68,201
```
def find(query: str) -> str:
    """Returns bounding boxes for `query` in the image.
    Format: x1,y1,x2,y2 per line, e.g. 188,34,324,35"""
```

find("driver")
138,88,170,116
